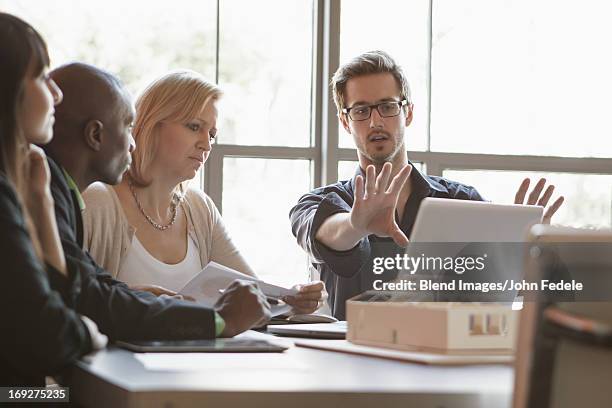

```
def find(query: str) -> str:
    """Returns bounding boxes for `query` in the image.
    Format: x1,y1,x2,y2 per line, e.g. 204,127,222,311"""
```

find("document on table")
295,340,514,365
179,262,297,316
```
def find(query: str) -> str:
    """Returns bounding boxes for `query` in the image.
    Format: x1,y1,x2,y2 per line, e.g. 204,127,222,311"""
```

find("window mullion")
317,0,341,187
203,148,224,213
426,0,433,153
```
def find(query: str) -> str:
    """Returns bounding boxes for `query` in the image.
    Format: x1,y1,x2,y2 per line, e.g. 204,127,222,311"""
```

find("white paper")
295,340,514,365
179,262,297,316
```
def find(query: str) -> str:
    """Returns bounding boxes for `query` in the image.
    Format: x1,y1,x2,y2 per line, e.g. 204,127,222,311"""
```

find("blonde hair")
331,50,412,113
129,70,221,187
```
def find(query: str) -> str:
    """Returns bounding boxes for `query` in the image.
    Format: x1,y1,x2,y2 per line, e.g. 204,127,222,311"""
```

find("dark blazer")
46,155,217,340
0,174,92,386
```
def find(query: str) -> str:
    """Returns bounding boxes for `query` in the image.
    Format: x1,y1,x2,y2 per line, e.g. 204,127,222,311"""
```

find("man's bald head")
49,62,127,144
46,62,136,190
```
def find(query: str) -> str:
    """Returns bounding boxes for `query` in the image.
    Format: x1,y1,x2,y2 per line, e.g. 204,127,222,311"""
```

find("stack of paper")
179,262,297,316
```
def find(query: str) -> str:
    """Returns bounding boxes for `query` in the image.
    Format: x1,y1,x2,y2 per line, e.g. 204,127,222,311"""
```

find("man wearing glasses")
290,51,564,319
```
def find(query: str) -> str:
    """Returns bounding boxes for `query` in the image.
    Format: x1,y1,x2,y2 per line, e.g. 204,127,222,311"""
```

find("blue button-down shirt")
290,162,485,319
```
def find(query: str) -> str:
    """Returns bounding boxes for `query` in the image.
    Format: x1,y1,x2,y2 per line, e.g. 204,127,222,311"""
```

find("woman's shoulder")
83,181,113,196
184,187,216,209
183,187,221,224
82,182,121,213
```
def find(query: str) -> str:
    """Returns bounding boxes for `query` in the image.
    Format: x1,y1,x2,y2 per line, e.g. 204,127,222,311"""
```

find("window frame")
198,0,612,227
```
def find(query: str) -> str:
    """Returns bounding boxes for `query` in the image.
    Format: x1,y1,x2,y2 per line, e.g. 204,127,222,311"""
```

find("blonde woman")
82,70,325,314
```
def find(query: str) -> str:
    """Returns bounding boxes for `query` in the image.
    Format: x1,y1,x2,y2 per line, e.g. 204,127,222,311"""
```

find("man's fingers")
255,309,273,327
386,164,412,195
255,293,273,326
354,175,365,203
549,195,565,214
365,165,376,197
391,223,409,247
537,185,555,207
543,196,565,224
375,162,392,193
527,178,546,205
261,295,272,310
514,178,530,204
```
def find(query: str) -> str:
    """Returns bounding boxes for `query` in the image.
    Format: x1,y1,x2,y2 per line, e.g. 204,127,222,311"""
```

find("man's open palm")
350,163,412,247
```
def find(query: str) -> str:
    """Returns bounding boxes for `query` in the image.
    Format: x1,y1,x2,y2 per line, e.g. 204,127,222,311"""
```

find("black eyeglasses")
342,99,409,121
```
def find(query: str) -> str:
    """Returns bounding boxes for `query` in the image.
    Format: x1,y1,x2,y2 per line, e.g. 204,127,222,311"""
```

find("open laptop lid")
410,197,543,242
398,198,543,296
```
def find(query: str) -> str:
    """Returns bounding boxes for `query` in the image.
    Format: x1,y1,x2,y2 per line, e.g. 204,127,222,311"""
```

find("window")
338,0,429,151
335,0,612,231
2,0,217,95
3,0,315,285
218,0,313,147
431,0,612,158
444,170,612,228
222,158,311,287
5,0,612,288
212,0,314,283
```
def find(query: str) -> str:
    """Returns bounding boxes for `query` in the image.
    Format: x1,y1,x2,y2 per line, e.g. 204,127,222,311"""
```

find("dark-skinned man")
43,62,270,340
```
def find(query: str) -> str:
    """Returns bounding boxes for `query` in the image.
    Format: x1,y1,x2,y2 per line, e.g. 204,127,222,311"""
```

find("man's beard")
359,136,404,164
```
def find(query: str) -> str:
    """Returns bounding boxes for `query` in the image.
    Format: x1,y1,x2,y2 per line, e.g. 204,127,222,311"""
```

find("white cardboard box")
347,292,519,354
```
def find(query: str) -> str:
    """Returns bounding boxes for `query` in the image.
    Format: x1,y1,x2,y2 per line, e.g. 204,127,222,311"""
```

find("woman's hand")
27,144,53,202
130,284,195,301
25,145,67,274
283,281,327,315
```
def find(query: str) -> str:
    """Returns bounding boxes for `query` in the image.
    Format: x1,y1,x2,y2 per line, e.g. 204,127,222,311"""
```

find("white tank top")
118,234,202,292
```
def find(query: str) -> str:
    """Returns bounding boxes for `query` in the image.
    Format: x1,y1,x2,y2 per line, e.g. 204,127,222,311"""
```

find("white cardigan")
81,182,255,279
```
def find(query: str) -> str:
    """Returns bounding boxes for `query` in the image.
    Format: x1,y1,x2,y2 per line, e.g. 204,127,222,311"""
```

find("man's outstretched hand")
350,163,412,247
514,177,564,224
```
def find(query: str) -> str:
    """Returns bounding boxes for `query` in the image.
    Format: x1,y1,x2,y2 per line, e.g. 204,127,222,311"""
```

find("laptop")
267,321,347,339
400,198,544,301
410,197,543,242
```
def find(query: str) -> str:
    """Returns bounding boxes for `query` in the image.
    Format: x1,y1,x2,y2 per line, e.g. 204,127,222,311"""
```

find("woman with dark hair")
0,13,106,387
